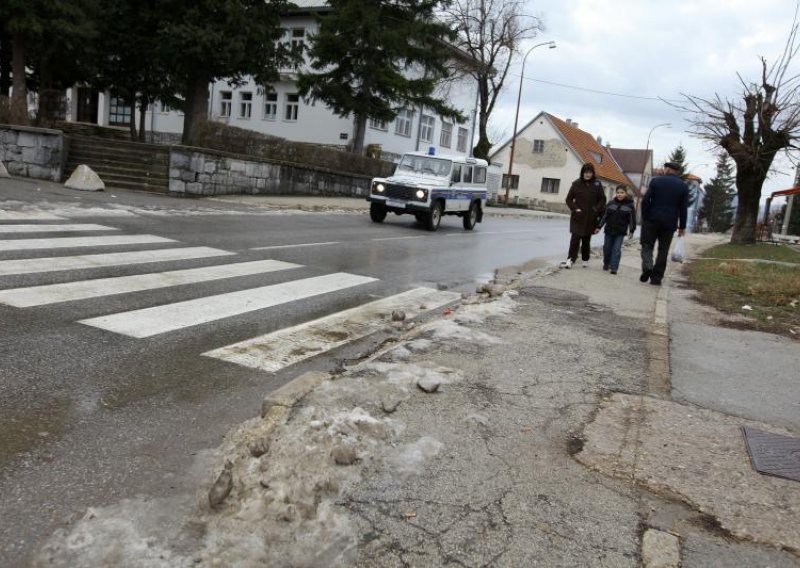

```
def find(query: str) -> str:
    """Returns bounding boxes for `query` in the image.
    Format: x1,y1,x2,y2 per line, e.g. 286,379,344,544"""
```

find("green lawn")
688,245,800,338
701,243,800,263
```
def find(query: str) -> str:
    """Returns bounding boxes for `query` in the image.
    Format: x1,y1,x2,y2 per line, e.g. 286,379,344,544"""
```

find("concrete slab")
578,393,800,552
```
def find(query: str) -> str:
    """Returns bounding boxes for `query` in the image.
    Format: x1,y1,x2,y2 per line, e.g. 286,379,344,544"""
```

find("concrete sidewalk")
34,235,800,567
208,194,569,220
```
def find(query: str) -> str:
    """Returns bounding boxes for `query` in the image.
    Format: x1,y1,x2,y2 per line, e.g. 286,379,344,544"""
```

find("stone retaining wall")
0,124,64,181
169,146,374,198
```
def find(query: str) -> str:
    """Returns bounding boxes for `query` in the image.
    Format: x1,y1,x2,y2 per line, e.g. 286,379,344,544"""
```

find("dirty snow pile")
33,292,517,567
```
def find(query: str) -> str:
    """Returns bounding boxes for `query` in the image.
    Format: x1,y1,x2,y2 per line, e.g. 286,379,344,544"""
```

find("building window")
533,139,545,153
370,117,388,131
263,92,278,120
219,91,232,117
541,177,561,194
291,28,305,51
502,174,519,190
420,115,435,143
440,122,452,148
589,151,603,163
395,108,413,137
108,96,132,126
284,93,299,121
456,127,469,152
239,92,252,119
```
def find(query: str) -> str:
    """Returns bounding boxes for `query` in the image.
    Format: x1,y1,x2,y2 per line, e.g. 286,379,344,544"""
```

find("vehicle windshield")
396,155,452,177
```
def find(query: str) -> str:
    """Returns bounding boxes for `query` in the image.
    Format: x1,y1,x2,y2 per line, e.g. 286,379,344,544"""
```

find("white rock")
0,160,9,178
64,165,105,191
741,305,753,311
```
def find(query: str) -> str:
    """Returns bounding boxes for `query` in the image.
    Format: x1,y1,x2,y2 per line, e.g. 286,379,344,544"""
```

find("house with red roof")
489,112,634,213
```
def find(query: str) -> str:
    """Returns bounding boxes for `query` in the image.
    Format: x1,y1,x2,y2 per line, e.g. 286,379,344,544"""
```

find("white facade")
66,9,479,161
490,115,585,206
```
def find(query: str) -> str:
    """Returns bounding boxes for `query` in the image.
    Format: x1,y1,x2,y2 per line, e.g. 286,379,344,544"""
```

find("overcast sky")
489,0,800,197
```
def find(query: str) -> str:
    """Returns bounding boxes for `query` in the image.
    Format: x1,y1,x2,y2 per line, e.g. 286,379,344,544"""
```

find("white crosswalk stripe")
0,235,175,252
0,247,234,276
0,211,65,221
79,272,379,338
204,287,460,373
0,224,120,234
0,259,302,307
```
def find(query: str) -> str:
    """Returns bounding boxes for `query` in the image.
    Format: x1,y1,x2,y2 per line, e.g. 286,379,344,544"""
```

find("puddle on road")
0,397,71,467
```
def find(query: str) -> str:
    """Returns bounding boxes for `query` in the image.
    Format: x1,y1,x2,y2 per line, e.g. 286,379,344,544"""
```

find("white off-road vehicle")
367,151,500,231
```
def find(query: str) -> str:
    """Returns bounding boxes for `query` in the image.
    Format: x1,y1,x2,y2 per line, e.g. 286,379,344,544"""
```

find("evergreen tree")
298,0,464,155
699,153,736,233
157,0,296,145
666,143,698,207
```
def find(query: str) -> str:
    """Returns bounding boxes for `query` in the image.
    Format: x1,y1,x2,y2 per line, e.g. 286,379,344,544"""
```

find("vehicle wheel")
463,200,479,230
424,201,443,232
370,202,387,223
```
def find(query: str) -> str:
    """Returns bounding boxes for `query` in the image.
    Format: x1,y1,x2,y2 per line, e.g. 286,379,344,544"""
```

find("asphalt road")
0,178,569,565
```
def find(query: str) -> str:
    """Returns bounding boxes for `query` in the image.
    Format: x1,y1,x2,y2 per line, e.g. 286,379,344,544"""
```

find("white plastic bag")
671,236,685,263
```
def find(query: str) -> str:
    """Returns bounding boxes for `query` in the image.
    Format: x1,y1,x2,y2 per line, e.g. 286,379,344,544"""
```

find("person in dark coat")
562,162,606,268
640,161,689,285
597,185,636,274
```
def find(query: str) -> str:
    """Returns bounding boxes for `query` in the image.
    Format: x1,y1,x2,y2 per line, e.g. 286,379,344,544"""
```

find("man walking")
640,161,689,286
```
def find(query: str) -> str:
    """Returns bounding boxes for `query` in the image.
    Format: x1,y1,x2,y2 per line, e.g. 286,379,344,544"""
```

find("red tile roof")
546,113,632,187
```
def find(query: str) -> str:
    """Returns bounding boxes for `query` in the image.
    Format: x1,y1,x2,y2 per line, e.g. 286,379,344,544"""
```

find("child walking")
597,186,636,274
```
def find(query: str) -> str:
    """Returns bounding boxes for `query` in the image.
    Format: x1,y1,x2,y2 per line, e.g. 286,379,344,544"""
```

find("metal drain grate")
742,426,800,483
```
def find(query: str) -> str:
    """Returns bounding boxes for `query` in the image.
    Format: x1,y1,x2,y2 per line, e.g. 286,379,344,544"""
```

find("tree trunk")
10,31,28,125
138,100,147,142
182,74,210,145
472,87,491,160
352,114,367,155
730,168,765,244
128,96,138,141
0,31,12,96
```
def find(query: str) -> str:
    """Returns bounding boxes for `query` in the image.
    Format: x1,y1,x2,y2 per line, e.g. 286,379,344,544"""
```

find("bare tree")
444,0,543,160
677,4,800,244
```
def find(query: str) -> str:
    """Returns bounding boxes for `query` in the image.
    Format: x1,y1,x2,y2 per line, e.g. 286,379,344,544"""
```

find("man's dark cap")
664,161,682,172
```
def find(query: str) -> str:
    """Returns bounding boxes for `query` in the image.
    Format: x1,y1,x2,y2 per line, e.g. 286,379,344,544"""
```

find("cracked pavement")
32,237,800,567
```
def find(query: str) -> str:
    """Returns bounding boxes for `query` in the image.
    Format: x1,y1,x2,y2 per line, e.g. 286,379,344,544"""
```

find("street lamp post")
639,122,670,196
504,40,556,204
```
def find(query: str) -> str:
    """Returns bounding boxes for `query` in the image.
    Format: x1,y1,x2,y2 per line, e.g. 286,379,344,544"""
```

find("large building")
489,112,633,212
64,1,481,162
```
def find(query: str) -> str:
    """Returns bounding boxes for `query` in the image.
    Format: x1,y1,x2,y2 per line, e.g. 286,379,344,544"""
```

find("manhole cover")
742,426,800,483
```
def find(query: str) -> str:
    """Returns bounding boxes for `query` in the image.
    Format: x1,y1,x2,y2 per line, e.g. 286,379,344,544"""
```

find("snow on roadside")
32,292,518,566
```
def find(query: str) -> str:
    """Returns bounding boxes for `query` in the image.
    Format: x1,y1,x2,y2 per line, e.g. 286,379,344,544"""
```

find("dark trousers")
568,234,592,262
640,220,674,281
603,233,625,271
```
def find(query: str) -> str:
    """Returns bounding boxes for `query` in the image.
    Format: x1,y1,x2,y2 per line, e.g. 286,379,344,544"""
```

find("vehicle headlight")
416,189,426,199
375,183,385,193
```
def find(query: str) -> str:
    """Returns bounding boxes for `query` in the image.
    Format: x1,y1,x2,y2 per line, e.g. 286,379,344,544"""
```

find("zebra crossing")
0,210,459,373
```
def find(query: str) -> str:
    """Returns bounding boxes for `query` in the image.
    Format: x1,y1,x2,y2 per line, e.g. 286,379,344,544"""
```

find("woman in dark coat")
562,163,606,268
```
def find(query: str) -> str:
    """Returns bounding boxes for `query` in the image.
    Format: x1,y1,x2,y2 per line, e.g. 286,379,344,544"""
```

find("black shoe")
639,270,651,283
650,278,662,286
603,265,609,271
610,270,617,275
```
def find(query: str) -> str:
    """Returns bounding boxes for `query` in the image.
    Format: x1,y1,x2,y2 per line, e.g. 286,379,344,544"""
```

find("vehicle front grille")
384,184,415,200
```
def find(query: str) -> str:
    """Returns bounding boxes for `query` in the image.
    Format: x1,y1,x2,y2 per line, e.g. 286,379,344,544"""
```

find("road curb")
261,370,331,418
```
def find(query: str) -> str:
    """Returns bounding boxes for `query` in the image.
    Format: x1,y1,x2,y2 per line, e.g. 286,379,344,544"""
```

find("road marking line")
0,235,175,252
0,211,65,221
250,241,341,251
446,229,547,237
204,287,460,373
0,259,302,307
79,272,378,338
0,224,120,234
371,236,426,242
0,247,233,276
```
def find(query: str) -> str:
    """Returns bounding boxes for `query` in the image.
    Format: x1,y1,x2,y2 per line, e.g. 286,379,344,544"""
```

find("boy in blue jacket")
596,186,637,274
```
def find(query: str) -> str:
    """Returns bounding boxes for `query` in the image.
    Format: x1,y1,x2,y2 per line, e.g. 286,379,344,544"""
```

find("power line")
521,75,682,103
